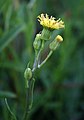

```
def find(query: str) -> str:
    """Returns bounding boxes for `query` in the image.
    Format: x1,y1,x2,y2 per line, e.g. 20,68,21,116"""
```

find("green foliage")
0,91,16,98
0,24,25,52
0,0,84,120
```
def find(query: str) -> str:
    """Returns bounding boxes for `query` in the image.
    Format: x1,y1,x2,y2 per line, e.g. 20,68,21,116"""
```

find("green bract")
41,28,52,40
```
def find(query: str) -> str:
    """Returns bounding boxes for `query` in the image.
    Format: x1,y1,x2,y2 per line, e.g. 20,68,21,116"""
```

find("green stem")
23,40,44,120
5,98,17,120
23,43,42,120
38,50,53,68
37,40,44,60
32,40,44,72
38,41,59,68
23,78,35,120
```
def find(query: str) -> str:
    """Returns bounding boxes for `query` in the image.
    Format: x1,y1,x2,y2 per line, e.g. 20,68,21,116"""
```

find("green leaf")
0,24,25,52
0,91,16,98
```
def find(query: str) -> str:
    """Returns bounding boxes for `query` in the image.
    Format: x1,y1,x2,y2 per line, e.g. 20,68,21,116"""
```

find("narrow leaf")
0,24,25,52
0,91,16,98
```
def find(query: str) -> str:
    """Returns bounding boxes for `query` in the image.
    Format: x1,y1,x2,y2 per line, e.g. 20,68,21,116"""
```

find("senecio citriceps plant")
5,13,65,120
23,13,65,120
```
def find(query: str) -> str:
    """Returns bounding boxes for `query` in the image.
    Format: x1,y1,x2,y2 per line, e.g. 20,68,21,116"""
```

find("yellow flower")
56,35,63,42
38,13,65,30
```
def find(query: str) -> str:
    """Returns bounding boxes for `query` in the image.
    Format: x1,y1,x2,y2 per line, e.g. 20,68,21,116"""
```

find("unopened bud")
56,35,63,42
49,40,58,51
24,68,32,80
49,35,63,51
33,34,41,50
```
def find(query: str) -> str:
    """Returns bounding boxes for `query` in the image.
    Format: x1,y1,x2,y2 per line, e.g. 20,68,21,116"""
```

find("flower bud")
24,68,32,80
56,35,63,42
49,35,63,51
33,34,41,50
49,40,58,51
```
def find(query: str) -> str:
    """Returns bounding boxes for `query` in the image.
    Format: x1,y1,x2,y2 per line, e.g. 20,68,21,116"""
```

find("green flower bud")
49,39,60,51
24,68,32,80
56,35,63,42
49,40,57,51
49,35,63,51
33,34,41,50
41,28,52,40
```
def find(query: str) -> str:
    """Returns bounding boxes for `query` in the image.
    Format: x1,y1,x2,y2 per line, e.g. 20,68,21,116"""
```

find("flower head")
38,13,65,30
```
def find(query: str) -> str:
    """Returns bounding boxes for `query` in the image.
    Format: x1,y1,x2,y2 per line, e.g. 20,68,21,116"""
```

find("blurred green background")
0,0,84,120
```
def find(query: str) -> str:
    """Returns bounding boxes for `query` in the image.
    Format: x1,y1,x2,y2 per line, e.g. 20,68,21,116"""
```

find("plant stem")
23,78,35,120
5,98,17,120
23,53,38,120
38,42,59,68
23,39,46,120
38,50,53,68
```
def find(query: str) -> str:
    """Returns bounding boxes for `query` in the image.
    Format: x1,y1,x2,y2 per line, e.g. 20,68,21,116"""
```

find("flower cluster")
33,13,65,57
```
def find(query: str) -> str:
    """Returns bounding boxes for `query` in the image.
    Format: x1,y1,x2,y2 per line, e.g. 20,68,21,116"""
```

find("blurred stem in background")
5,98,17,120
